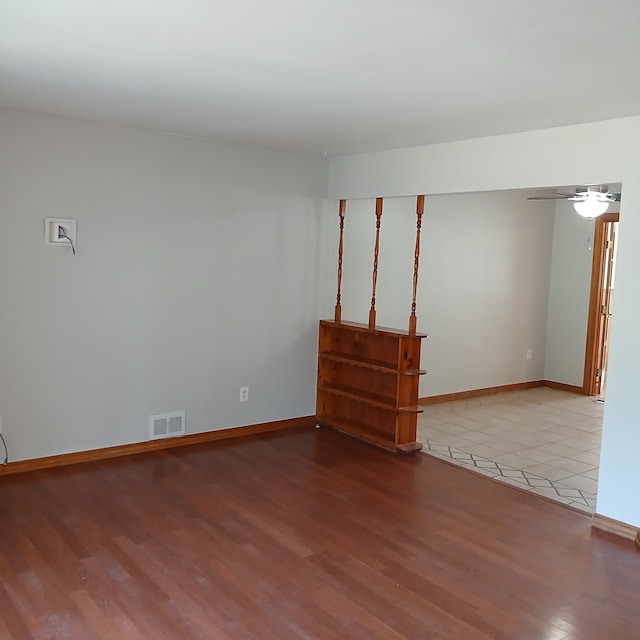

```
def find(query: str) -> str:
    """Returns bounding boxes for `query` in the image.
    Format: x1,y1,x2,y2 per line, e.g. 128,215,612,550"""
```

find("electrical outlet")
45,217,77,248
526,348,533,360
239,386,249,403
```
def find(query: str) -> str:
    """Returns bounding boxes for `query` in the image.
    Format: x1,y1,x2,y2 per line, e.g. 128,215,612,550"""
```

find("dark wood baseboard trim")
0,415,316,477
542,380,586,395
419,381,545,406
592,513,639,544
419,379,590,406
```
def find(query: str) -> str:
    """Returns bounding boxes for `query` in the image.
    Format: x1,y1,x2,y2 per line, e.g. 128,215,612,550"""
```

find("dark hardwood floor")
0,426,638,639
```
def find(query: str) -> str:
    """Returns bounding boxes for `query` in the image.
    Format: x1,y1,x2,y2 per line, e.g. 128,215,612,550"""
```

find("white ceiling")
1,1,639,155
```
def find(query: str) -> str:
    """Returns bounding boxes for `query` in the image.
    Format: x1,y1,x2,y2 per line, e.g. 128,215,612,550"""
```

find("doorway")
583,213,619,397
417,193,615,514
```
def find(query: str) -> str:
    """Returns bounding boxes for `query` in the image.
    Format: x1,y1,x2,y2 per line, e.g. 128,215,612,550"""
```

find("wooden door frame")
583,212,619,395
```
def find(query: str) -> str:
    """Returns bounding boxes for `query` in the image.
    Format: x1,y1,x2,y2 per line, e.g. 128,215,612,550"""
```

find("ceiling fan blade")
527,185,621,204
527,195,571,200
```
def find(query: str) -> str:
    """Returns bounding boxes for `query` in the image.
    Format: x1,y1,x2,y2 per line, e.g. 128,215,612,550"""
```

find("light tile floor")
417,387,603,513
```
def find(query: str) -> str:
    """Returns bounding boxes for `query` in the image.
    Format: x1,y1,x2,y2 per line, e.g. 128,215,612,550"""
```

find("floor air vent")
149,410,186,440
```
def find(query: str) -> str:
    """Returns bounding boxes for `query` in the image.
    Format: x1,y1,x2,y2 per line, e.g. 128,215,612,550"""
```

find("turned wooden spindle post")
408,195,425,335
369,197,383,329
334,199,346,324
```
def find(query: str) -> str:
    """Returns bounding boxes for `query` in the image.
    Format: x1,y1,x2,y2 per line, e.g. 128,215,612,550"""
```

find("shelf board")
397,405,425,414
318,352,399,373
397,442,424,454
318,385,424,415
320,319,428,339
319,353,426,376
318,384,397,411
317,418,396,451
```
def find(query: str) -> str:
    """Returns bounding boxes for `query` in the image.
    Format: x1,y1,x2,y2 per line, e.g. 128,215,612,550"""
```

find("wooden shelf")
316,320,426,452
319,384,395,411
320,319,428,339
319,352,397,373
319,385,424,415
397,405,424,414
319,352,425,376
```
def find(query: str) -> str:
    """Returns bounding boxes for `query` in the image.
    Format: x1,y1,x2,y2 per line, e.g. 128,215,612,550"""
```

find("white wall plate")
45,217,77,247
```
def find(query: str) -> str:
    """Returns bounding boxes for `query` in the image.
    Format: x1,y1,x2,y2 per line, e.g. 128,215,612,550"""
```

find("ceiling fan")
528,185,621,218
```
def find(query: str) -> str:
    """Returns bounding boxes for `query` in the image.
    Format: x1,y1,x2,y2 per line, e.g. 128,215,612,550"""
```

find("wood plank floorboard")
0,426,639,639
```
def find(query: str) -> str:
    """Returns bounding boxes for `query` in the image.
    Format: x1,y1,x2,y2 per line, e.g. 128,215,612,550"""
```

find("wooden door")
594,221,617,395
584,213,619,396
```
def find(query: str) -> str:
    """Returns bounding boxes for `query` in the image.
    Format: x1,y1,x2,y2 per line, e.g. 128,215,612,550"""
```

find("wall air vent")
149,410,186,440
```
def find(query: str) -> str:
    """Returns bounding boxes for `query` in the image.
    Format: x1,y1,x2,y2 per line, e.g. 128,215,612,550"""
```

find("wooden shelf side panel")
398,335,423,372
396,335,422,410
396,413,419,447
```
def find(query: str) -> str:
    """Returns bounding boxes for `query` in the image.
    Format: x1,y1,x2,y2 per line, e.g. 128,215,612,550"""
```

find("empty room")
1,2,640,639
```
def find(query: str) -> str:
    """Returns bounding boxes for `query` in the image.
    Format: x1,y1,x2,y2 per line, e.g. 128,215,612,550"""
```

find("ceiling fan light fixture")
573,193,610,218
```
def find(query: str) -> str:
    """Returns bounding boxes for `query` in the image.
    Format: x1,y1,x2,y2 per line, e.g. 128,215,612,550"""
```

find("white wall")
328,115,640,528
319,192,555,397
420,192,554,396
544,201,619,387
544,200,621,387
328,117,632,200
544,201,594,386
0,109,327,462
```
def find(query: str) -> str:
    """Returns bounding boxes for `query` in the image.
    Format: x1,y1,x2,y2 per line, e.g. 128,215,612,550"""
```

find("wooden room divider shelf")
316,319,427,452
319,196,427,453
